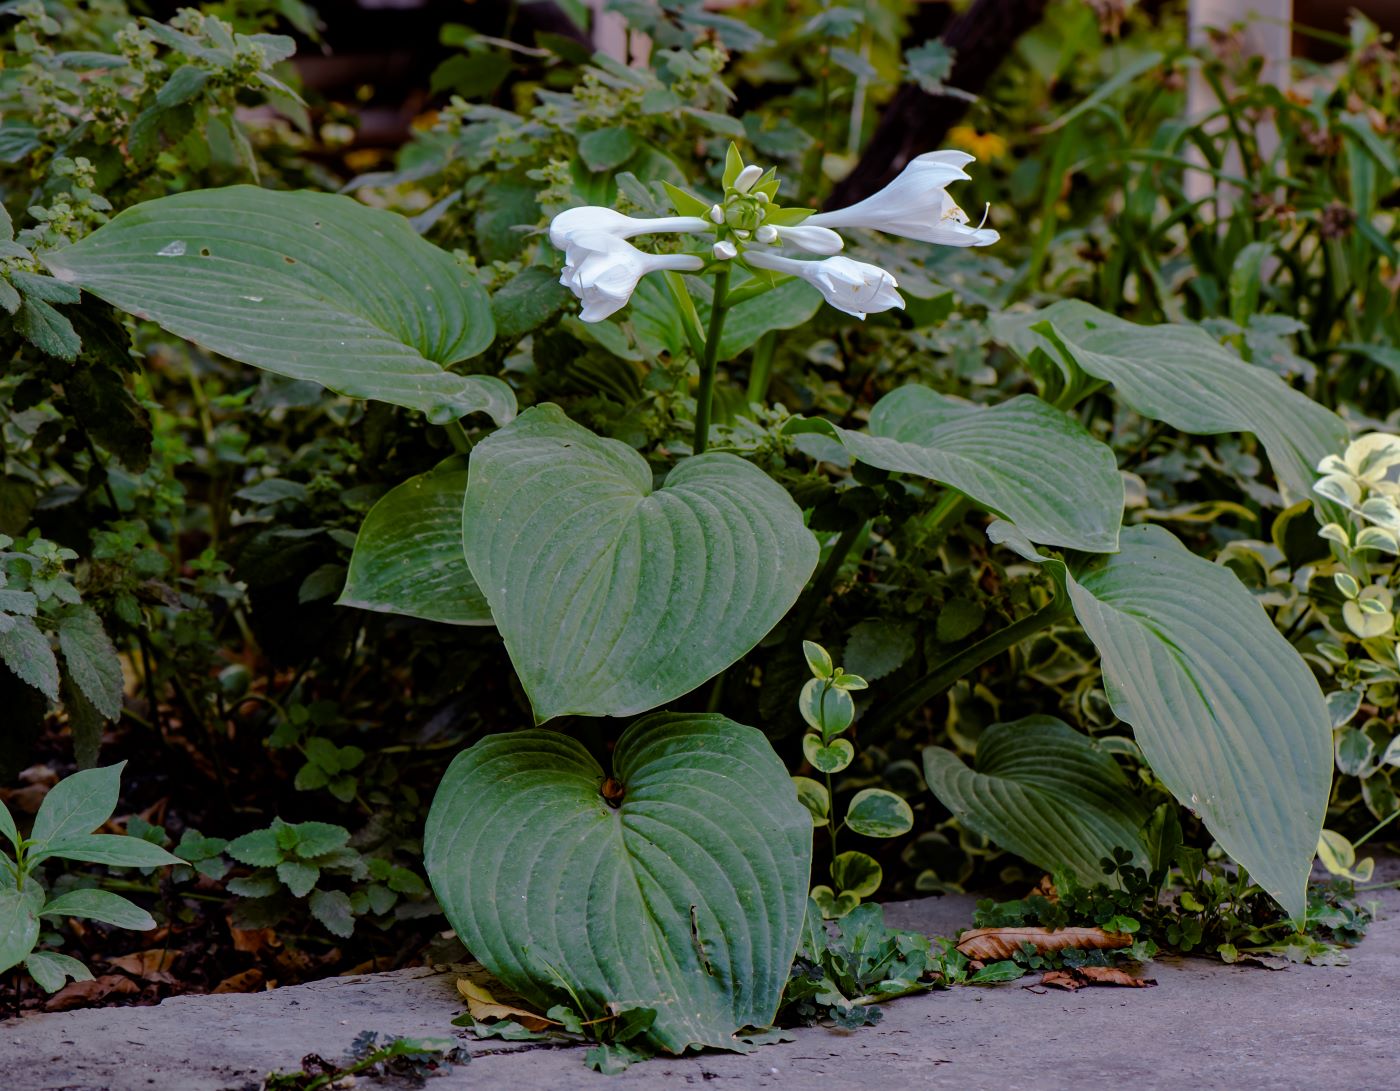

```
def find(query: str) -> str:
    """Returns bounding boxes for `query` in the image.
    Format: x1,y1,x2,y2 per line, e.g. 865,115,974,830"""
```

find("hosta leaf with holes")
41,186,512,425
922,715,1150,884
424,713,811,1054
994,300,1346,502
462,405,817,721
786,387,1122,552
990,521,1331,917
338,456,492,626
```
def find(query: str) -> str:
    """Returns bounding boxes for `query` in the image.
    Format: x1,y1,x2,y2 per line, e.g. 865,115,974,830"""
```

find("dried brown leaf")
956,926,1132,961
1036,966,1156,991
45,974,140,1011
107,948,177,982
212,968,265,994
457,976,557,1031
228,923,280,954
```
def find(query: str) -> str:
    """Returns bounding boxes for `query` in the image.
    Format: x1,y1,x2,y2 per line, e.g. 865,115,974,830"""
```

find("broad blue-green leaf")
42,888,156,930
424,713,811,1053
994,300,1345,501
713,277,823,360
31,763,124,845
922,715,1150,884
42,186,512,425
0,886,44,974
990,521,1330,917
30,834,183,868
57,605,124,720
788,386,1122,552
25,950,93,993
338,457,492,626
463,405,817,721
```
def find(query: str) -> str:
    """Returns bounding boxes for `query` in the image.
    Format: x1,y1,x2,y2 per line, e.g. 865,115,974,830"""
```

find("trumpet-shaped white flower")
805,150,998,247
549,206,708,257
746,251,903,319
559,230,703,322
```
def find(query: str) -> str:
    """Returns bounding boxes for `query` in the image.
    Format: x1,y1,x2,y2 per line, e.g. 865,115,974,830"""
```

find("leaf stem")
693,266,731,456
445,421,473,454
863,596,1073,742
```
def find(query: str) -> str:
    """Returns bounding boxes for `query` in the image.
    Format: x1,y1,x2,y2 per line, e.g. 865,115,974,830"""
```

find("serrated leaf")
277,860,319,898
309,888,355,937
0,615,59,701
42,186,510,425
424,713,811,1053
57,606,123,721
292,821,350,858
788,387,1122,552
226,828,281,867
155,64,212,107
32,763,124,845
842,620,914,681
994,300,1345,502
845,789,913,838
577,126,639,172
25,950,93,993
990,521,1330,918
923,716,1150,884
13,298,81,360
42,888,156,930
462,405,817,721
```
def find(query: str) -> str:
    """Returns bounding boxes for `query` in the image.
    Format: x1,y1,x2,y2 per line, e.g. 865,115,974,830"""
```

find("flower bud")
713,240,738,260
732,164,763,193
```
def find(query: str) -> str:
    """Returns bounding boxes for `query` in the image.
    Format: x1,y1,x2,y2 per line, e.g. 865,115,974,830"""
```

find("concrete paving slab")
2,878,1394,1091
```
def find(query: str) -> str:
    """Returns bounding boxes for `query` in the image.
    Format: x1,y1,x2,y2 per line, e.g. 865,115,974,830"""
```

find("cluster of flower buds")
548,144,997,324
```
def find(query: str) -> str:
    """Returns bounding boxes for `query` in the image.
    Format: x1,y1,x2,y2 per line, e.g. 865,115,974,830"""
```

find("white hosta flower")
746,251,903,319
805,150,998,247
559,230,703,322
549,206,708,257
771,223,844,255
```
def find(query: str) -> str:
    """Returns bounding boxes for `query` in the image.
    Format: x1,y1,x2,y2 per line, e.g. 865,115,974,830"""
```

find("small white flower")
713,240,738,260
772,223,844,255
806,150,998,247
549,206,708,254
746,251,903,319
709,204,725,224
754,225,778,244
559,230,703,322
732,165,763,193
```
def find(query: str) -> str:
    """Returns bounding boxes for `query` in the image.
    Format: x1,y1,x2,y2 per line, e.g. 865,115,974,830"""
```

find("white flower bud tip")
735,229,750,240
709,204,725,224
755,224,778,243
732,165,763,193
713,240,738,260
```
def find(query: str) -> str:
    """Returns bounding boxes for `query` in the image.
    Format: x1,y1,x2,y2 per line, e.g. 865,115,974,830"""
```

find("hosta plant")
35,133,1341,1057
1,762,182,993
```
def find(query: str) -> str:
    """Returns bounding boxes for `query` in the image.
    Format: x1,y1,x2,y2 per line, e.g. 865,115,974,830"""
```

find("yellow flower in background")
948,126,1008,162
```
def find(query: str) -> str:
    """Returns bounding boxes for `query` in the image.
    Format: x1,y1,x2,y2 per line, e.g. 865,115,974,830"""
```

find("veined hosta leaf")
786,387,1122,553
338,456,492,626
994,300,1345,502
463,405,818,721
423,713,812,1053
42,186,513,425
923,715,1150,884
990,521,1330,918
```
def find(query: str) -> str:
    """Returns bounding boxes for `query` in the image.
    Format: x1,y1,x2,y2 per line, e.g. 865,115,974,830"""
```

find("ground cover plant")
1,0,1397,1072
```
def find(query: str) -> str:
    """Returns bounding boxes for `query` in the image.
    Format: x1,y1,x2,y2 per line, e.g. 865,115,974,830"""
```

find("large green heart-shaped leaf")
787,386,1122,552
338,457,492,626
42,186,512,425
923,715,1150,884
994,300,1345,502
423,713,812,1053
463,405,818,721
991,521,1330,917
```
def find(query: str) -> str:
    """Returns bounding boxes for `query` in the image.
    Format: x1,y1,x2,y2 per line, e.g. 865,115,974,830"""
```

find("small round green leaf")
798,679,854,737
831,850,882,898
802,640,834,680
802,733,853,774
845,788,914,839
792,776,830,826
809,885,859,920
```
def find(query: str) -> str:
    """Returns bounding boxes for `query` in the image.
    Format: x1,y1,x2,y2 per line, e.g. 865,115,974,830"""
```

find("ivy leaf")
463,405,817,721
424,713,811,1054
42,186,511,425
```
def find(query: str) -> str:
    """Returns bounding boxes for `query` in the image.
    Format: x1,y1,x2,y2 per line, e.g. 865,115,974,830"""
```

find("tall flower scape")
550,144,998,324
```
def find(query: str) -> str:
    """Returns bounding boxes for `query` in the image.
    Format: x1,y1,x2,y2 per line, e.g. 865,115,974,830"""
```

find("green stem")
693,266,731,456
915,492,970,553
1354,807,1400,849
663,270,707,360
863,597,1073,742
445,421,473,454
746,331,777,406
790,521,864,640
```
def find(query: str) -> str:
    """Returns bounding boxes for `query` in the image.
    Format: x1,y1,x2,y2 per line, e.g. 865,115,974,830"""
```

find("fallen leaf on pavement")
45,974,140,1011
457,976,557,1031
956,926,1131,962
1036,967,1156,991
